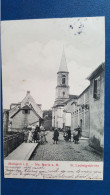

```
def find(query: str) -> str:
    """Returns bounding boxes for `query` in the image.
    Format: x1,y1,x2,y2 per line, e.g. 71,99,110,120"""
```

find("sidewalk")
5,143,38,160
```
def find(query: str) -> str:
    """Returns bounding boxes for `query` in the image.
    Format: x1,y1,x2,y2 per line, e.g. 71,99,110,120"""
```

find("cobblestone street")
30,131,103,161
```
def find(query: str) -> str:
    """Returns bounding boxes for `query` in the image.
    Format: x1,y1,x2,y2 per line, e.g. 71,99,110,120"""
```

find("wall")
63,98,77,131
21,93,43,118
52,106,64,128
65,89,90,137
89,70,104,151
11,110,39,130
56,86,69,100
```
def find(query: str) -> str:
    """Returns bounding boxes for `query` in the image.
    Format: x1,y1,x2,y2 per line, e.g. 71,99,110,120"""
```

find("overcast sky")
1,17,105,110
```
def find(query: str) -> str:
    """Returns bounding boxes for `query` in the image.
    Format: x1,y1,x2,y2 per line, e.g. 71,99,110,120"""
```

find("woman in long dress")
73,126,81,144
27,129,33,143
53,128,59,144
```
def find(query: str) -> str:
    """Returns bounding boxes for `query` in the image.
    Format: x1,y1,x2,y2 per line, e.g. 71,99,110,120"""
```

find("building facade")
69,86,90,137
87,63,104,151
63,63,104,151
52,49,77,129
8,91,43,131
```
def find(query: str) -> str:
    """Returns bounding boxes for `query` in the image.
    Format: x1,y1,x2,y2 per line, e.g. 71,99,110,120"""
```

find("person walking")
73,125,81,144
68,129,71,142
33,125,39,143
27,129,33,143
53,128,59,144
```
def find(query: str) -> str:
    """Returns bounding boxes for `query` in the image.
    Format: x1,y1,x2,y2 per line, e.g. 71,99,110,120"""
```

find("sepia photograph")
1,17,105,179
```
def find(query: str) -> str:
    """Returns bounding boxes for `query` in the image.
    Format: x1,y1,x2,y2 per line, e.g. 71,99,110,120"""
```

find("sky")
1,17,105,110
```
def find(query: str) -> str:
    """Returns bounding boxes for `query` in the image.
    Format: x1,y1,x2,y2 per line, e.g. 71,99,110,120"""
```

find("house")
87,63,104,151
8,91,43,131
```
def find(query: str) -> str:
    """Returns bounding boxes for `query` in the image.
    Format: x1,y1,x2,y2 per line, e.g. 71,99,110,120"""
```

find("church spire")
58,48,68,73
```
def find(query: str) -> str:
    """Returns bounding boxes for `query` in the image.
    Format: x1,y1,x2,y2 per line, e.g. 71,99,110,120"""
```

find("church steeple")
55,48,69,103
58,48,68,73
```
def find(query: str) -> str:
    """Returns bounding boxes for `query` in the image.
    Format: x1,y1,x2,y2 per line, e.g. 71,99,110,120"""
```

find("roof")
10,105,31,118
3,109,9,113
21,105,32,110
53,94,78,108
58,48,68,73
69,94,78,99
10,104,42,119
78,86,90,98
87,63,105,80
9,91,43,119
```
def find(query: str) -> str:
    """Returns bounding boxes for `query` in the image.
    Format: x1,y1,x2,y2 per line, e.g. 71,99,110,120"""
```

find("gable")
21,93,43,118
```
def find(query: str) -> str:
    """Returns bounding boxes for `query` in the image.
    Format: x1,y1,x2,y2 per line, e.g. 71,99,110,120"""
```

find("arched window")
62,75,66,84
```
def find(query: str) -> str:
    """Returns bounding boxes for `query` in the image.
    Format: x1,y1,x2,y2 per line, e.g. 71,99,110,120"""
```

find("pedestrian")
53,128,59,144
33,125,39,143
68,129,71,141
27,129,33,143
73,125,81,144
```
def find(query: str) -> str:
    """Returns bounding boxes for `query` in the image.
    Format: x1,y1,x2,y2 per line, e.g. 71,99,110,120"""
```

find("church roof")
87,62,105,80
69,94,78,99
58,48,68,73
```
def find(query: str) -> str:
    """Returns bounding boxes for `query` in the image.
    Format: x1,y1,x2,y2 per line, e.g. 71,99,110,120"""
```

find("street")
30,131,103,161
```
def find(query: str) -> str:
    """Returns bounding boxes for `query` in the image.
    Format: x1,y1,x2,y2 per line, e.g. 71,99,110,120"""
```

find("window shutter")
97,76,100,98
93,76,100,99
93,79,97,99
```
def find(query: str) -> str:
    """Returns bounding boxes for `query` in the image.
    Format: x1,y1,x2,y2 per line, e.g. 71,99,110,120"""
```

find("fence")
3,132,24,158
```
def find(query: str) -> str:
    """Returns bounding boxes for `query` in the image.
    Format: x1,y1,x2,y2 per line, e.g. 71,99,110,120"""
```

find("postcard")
2,16,105,180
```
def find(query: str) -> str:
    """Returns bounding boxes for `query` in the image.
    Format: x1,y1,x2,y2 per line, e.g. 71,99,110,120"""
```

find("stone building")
8,91,43,131
52,49,77,129
64,86,90,138
63,63,104,151
87,63,104,151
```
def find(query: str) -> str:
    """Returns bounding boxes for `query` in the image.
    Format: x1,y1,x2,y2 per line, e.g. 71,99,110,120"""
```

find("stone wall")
89,70,104,151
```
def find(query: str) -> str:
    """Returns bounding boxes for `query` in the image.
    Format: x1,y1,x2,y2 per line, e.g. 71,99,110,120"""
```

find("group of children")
64,126,81,144
24,125,47,144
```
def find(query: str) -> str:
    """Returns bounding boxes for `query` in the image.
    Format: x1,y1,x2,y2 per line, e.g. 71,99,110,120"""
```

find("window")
62,75,66,84
22,110,30,114
63,91,65,96
93,76,100,100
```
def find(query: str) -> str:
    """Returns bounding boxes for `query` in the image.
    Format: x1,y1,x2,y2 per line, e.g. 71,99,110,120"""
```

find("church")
52,49,104,151
52,49,77,129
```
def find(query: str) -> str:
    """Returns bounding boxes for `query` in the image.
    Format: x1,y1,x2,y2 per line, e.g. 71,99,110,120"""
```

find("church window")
93,76,100,100
63,91,65,96
62,75,66,84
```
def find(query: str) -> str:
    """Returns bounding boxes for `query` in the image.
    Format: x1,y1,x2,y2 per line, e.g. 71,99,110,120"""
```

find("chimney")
27,91,30,95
